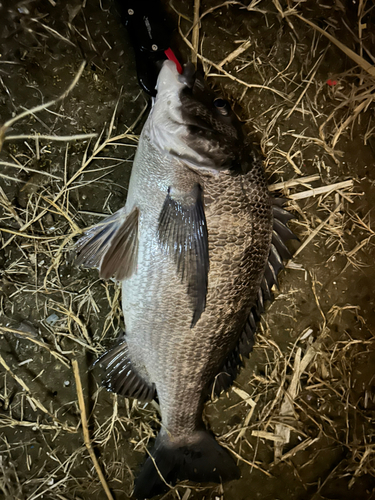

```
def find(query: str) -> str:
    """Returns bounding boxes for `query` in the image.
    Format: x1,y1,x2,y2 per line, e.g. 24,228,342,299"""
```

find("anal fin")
94,338,156,402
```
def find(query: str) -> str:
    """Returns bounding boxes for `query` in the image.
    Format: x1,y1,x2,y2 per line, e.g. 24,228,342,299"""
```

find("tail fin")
134,430,240,499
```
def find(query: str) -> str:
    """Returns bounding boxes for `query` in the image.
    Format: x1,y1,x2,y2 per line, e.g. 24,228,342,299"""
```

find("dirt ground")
0,1,374,499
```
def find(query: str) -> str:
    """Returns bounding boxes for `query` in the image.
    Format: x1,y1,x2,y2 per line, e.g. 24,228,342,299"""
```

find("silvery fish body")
75,61,294,499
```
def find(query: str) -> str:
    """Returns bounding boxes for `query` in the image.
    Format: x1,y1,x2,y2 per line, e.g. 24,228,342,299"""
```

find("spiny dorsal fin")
254,201,297,315
210,199,297,397
93,338,156,402
158,184,209,328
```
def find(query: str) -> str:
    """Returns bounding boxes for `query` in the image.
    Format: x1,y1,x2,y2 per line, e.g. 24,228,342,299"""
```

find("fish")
74,60,296,499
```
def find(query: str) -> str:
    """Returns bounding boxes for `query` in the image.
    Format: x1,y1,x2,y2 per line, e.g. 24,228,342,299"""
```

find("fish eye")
213,98,230,116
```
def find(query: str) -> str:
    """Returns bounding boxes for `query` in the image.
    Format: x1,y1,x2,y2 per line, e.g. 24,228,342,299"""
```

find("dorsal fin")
210,199,296,397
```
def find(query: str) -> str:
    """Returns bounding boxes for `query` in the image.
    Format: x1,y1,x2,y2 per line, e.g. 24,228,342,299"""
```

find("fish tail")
133,430,240,499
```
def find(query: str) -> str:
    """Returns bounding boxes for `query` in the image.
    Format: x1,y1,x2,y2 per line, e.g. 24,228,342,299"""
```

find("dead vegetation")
0,0,374,499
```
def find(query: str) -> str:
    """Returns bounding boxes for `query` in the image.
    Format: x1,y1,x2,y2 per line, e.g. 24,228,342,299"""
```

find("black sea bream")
74,60,295,499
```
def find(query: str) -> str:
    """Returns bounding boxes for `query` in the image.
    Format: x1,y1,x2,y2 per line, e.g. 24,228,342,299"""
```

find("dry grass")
0,0,374,498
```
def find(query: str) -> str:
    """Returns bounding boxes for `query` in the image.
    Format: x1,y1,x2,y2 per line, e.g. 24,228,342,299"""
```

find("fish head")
147,60,243,173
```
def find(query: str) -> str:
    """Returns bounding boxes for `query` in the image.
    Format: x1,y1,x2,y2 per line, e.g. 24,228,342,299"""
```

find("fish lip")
179,62,196,88
156,60,197,93
156,60,180,92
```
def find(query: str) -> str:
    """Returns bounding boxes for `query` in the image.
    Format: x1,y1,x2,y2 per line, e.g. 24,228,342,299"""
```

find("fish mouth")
179,62,196,88
155,60,180,92
156,60,198,93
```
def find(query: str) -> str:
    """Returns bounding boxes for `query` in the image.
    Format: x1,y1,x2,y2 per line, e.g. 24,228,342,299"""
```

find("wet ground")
0,1,374,499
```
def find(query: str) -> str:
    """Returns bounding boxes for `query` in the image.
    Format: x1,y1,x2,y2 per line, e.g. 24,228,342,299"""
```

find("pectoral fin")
158,184,209,327
74,206,139,281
